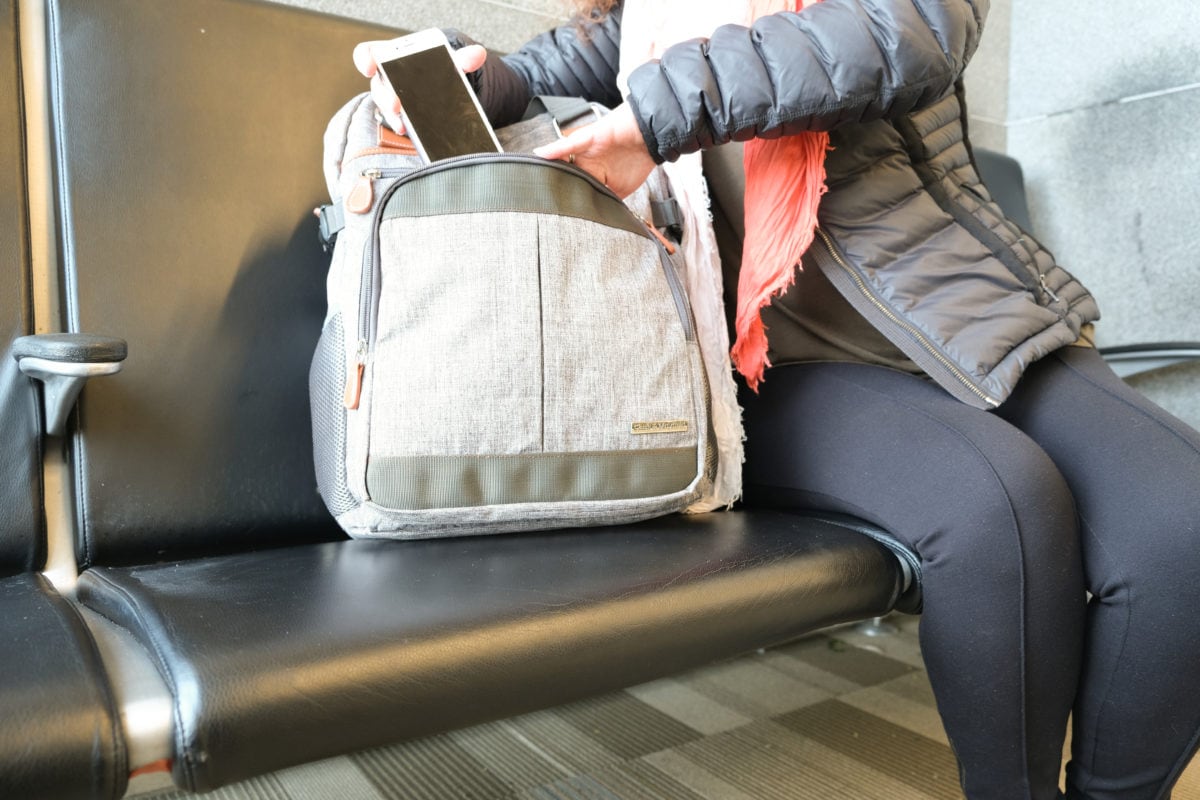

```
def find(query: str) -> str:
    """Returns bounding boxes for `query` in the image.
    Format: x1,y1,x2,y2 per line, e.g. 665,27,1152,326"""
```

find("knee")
922,427,1080,581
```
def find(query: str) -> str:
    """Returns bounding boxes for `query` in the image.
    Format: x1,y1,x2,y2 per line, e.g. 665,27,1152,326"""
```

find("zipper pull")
343,342,367,410
1039,274,1061,304
643,220,677,255
345,172,377,215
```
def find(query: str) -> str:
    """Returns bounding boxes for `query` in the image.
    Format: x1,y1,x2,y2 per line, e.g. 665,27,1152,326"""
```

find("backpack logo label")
631,420,690,435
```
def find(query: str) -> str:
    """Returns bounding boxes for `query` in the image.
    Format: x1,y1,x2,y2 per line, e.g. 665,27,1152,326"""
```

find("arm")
352,12,623,133
459,11,624,128
626,0,989,162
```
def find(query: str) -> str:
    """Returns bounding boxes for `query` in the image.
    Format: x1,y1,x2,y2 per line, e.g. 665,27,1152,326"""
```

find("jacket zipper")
814,227,1000,408
349,153,696,406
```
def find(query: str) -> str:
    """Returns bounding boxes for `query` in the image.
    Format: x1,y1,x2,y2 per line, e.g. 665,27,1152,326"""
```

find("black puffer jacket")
466,0,1099,408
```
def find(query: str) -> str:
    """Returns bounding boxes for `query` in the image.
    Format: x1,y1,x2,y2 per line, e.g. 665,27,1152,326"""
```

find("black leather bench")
1,1,918,797
1,4,125,798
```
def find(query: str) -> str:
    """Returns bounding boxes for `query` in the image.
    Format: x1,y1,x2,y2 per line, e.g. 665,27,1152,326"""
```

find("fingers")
354,39,487,135
533,127,593,162
357,40,403,130
352,40,382,78
370,73,405,133
355,39,486,78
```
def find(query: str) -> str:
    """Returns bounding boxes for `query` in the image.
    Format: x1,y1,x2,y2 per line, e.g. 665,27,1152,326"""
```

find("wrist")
623,95,665,165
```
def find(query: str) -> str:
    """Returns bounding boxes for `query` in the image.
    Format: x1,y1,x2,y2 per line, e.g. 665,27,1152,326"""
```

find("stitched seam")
1052,351,1200,461
1073,512,1132,796
825,369,1037,797
40,574,128,798
758,365,1042,795
908,0,952,63
1050,349,1200,794
1154,723,1200,800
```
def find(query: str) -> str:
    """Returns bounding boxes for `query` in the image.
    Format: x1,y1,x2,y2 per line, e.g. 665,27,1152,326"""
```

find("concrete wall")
282,0,565,54
966,0,1200,428
291,0,1200,428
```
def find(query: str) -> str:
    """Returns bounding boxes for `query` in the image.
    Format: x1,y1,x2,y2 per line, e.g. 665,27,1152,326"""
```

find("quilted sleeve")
453,11,624,128
625,0,989,162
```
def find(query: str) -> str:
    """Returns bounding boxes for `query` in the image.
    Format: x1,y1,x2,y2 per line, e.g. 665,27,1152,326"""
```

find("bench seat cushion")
76,510,907,793
0,575,126,800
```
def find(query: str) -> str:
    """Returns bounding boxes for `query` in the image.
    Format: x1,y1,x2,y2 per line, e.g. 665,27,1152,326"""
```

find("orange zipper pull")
643,220,677,255
343,343,366,410
345,173,375,215
378,124,418,154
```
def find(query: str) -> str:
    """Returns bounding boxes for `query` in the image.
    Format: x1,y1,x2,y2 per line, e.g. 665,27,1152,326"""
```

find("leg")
740,362,1086,800
997,346,1200,800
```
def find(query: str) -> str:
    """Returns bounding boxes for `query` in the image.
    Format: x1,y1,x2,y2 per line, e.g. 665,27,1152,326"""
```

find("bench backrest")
1,0,43,576
46,0,398,565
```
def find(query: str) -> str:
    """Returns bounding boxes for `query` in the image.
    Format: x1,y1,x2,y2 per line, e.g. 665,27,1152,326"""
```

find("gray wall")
292,0,1200,428
282,0,565,53
966,0,1200,428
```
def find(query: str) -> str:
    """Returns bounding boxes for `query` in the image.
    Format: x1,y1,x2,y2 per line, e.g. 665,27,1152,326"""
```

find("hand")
351,39,488,133
532,103,657,199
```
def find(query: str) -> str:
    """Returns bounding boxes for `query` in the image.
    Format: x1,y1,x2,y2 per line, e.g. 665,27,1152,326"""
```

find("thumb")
453,44,488,74
532,139,573,161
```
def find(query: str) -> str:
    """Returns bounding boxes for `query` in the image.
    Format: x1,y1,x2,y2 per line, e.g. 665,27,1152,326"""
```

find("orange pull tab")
378,124,418,154
345,175,375,215
343,361,364,410
129,759,173,779
643,220,677,255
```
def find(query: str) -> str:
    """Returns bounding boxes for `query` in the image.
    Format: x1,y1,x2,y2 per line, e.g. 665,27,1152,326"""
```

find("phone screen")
379,46,501,162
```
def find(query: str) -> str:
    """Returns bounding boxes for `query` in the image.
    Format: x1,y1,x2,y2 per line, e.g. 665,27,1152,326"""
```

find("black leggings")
739,346,1200,800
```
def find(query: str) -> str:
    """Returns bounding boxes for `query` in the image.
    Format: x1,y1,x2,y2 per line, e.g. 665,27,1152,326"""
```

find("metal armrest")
12,333,127,435
1099,342,1200,379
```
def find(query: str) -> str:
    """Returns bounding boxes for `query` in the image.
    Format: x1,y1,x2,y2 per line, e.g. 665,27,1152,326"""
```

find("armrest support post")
12,333,128,436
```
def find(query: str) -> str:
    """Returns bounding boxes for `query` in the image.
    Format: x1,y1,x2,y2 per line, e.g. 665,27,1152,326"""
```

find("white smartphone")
375,29,502,163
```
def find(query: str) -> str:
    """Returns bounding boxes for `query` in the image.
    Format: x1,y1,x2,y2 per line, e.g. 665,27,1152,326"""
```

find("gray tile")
450,721,570,792
554,693,702,760
777,635,916,688
642,750,762,800
1007,88,1200,355
1008,1,1200,119
673,720,940,800
626,677,755,735
523,761,704,800
503,709,625,775
275,757,387,800
775,700,961,800
680,655,832,719
351,737,514,800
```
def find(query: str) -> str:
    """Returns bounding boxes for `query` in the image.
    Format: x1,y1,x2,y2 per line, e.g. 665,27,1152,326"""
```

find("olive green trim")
382,162,648,238
367,448,697,510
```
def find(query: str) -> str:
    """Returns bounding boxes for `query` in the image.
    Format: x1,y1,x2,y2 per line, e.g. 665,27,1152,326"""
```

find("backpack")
310,94,715,539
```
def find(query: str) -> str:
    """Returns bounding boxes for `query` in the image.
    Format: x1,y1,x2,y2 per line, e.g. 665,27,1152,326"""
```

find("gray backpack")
311,94,715,539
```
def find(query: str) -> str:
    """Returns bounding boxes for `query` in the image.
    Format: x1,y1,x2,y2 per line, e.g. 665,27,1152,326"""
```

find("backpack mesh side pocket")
309,313,356,518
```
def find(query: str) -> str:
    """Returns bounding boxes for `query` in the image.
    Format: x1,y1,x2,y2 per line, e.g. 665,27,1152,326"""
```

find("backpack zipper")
814,227,1000,408
346,153,697,408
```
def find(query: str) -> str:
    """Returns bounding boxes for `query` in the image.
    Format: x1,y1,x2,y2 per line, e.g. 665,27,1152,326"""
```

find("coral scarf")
733,0,828,390
621,0,828,392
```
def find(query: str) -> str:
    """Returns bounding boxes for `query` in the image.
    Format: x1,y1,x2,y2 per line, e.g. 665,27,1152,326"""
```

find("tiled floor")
134,614,1200,799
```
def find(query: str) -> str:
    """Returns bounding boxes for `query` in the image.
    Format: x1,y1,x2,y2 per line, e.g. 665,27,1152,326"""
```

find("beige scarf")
618,0,829,510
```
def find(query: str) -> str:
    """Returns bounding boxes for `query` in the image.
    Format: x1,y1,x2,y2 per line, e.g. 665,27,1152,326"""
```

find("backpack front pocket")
357,156,703,512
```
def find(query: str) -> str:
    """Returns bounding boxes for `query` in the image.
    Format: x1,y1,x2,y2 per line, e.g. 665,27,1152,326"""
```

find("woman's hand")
351,39,488,133
533,103,658,199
